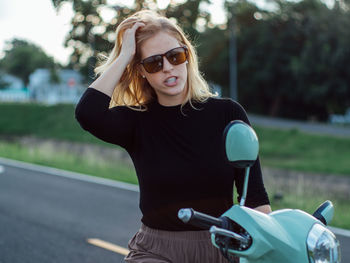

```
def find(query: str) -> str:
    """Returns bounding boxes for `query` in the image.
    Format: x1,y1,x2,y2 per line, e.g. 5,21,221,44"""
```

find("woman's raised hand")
88,22,145,97
119,22,145,63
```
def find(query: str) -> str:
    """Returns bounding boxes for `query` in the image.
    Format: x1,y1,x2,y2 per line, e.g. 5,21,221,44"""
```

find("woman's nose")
162,57,174,72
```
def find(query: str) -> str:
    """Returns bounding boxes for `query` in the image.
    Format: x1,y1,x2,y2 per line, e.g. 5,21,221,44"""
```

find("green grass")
0,140,137,184
1,102,349,229
0,102,110,146
1,102,349,176
270,193,350,230
255,127,350,176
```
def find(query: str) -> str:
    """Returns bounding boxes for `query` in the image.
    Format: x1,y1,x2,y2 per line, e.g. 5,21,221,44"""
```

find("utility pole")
229,13,238,101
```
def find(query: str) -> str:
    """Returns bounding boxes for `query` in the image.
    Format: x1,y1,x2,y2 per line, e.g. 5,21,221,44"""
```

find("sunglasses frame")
139,46,188,74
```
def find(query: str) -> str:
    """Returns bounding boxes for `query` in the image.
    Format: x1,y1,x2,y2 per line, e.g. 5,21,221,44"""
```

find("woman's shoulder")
203,96,249,121
202,96,242,109
205,96,233,103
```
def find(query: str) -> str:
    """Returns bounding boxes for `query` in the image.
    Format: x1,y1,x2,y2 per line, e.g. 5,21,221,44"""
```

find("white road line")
0,157,139,192
0,165,4,174
329,226,350,238
1,157,350,237
87,238,129,256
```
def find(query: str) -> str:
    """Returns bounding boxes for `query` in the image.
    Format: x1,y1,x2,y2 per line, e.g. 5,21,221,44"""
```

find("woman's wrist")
115,51,134,68
89,54,131,97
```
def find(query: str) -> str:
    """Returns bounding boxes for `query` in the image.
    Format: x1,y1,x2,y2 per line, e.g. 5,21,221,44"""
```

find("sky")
0,0,75,65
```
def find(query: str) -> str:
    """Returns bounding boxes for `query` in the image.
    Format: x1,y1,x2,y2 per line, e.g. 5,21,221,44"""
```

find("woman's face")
139,31,188,106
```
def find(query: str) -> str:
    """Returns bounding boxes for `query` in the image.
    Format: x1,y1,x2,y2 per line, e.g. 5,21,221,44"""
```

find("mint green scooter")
178,120,341,263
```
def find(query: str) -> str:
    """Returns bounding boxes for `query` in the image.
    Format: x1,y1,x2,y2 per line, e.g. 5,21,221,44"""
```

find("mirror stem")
239,167,250,206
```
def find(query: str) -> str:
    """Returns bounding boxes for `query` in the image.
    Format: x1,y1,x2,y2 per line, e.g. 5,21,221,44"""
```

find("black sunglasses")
140,46,188,74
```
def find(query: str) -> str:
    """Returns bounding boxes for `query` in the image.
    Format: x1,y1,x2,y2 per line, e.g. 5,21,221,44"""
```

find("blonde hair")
95,9,217,109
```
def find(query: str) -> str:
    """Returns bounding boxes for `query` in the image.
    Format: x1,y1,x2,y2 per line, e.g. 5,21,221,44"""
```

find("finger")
131,22,145,32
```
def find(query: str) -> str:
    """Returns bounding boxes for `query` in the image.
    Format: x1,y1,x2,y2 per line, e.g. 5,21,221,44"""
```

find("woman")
75,9,271,263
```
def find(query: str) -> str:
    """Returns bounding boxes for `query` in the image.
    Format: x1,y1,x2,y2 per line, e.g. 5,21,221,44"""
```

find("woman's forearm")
89,23,145,98
89,54,130,98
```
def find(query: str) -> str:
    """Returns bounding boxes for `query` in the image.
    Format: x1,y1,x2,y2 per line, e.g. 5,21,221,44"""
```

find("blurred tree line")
47,0,349,120
0,39,60,88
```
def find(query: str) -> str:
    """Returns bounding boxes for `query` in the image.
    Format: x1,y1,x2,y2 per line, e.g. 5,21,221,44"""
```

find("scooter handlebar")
178,208,224,229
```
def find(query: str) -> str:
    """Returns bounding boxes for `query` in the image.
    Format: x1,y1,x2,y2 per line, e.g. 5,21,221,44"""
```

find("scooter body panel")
211,205,319,263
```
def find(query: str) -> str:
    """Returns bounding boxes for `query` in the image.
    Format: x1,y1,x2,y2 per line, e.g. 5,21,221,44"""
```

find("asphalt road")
0,159,348,262
0,160,141,263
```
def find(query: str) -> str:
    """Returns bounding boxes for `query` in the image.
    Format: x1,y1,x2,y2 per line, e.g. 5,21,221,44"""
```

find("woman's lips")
164,76,178,87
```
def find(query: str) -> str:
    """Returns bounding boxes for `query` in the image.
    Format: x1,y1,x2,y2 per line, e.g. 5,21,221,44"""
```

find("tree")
0,39,58,86
0,73,10,90
195,26,229,95
221,0,350,120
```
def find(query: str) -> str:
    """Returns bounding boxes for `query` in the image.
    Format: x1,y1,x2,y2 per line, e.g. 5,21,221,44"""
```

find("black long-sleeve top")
75,88,270,231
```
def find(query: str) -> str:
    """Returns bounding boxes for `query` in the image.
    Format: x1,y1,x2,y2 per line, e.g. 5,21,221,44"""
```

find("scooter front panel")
211,205,319,263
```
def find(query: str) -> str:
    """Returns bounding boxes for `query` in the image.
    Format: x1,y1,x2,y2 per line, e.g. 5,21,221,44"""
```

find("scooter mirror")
223,120,259,168
312,200,334,226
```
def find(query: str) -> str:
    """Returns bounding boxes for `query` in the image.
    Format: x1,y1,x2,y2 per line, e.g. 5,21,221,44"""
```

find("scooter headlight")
307,223,341,263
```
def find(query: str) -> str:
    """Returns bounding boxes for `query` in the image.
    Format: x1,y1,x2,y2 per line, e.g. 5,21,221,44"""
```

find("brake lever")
210,226,250,247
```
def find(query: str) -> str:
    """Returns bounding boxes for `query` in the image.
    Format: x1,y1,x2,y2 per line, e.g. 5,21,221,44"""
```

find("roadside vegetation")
1,102,349,176
0,102,349,229
255,126,350,176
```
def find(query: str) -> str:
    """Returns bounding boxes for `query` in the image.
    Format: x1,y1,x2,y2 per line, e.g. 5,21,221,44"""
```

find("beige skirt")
124,224,239,263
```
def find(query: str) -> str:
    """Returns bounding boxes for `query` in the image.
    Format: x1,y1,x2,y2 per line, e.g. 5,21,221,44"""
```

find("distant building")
0,73,29,102
27,68,86,104
0,69,86,104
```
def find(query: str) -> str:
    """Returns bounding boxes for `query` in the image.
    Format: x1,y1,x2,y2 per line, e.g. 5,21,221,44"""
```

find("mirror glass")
223,120,259,168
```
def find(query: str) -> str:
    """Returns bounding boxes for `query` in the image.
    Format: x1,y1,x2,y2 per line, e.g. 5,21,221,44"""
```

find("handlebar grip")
178,208,224,229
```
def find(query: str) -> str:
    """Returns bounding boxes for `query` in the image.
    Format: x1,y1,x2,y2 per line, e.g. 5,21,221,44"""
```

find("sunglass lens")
166,48,187,65
144,55,163,73
142,47,187,73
